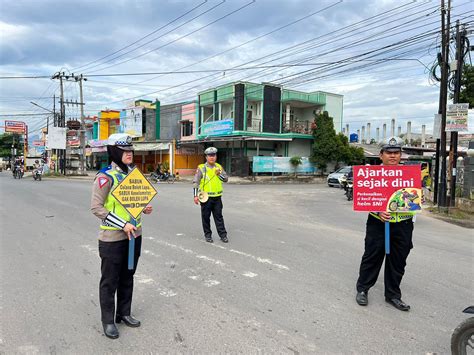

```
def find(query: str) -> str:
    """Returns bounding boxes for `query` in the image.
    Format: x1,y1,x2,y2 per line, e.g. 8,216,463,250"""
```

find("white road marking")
196,238,289,271
188,275,200,280
149,239,236,272
143,249,161,257
203,279,220,287
176,233,184,236
229,249,289,271
80,244,97,253
242,272,258,278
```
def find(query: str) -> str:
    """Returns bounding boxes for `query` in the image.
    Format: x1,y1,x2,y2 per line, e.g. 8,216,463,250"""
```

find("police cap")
204,147,218,155
379,136,402,153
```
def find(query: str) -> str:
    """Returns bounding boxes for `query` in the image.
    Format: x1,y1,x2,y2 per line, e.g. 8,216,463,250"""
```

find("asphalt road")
0,172,472,354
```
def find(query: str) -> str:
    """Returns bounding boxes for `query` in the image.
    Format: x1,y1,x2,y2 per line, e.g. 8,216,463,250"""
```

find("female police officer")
91,133,153,339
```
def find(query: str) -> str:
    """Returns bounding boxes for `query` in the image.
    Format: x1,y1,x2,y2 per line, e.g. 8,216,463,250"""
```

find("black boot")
102,323,119,339
116,315,141,327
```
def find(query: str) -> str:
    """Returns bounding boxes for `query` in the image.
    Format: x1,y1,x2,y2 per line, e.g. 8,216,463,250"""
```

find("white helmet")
107,133,134,151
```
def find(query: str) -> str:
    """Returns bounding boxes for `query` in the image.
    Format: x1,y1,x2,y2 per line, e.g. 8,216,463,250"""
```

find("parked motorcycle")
150,171,176,184
451,306,474,355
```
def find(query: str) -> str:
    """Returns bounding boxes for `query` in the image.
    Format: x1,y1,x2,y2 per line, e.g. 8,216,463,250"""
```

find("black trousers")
200,196,227,239
98,237,142,324
356,215,414,299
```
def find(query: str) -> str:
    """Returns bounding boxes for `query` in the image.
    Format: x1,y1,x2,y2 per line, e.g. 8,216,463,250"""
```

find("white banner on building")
47,127,67,149
446,103,469,132
120,108,143,137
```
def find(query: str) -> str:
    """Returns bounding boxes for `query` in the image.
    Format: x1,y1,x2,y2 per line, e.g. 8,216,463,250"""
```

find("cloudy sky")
0,0,473,138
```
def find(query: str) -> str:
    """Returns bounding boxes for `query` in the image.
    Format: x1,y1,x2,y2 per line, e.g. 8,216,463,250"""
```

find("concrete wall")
180,102,197,142
288,139,312,157
324,93,343,133
160,104,181,140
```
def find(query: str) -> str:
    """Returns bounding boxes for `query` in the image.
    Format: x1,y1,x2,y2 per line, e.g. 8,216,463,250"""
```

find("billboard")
120,108,143,137
201,119,233,137
47,127,67,150
5,120,26,133
253,156,316,174
353,165,422,212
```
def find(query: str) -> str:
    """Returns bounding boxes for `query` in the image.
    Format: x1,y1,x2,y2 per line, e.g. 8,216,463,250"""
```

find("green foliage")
146,164,154,173
450,64,474,108
161,161,169,173
310,111,338,174
0,133,24,157
310,112,365,174
289,156,302,177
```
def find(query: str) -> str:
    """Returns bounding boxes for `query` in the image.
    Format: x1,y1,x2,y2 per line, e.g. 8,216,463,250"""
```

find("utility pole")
448,20,465,207
77,74,86,175
59,73,66,175
437,0,451,211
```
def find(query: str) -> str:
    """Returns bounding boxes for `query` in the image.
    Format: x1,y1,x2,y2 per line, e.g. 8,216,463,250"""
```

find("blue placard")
201,119,234,137
252,157,316,173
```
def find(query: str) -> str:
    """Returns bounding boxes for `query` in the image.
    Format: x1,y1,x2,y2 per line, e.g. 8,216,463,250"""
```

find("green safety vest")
100,168,142,230
199,163,224,197
369,212,414,223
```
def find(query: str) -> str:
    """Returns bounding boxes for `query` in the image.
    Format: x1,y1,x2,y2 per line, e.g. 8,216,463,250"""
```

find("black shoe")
205,237,213,243
385,298,410,311
116,315,141,327
356,291,368,306
220,236,229,243
102,323,119,339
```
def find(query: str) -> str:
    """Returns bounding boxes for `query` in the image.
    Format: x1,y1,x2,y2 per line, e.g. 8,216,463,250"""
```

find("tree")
0,133,23,158
310,112,364,174
310,111,338,174
289,156,302,177
450,64,474,108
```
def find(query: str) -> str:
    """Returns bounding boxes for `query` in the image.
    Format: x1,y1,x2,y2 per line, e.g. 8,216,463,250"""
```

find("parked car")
327,166,352,187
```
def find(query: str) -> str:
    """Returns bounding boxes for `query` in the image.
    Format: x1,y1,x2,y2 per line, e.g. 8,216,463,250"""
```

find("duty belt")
207,191,223,196
370,212,414,223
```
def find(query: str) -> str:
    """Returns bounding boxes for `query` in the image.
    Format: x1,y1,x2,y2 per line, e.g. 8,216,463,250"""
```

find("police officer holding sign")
91,133,153,339
193,147,229,243
356,137,415,311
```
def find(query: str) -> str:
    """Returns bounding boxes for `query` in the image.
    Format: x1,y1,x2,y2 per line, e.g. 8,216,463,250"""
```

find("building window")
182,121,193,137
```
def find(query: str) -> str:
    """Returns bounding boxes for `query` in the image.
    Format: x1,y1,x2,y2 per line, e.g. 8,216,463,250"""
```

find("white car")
327,166,352,187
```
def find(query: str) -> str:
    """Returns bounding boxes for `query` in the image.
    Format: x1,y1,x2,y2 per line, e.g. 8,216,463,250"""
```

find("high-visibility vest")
100,166,142,230
198,163,224,197
369,212,414,223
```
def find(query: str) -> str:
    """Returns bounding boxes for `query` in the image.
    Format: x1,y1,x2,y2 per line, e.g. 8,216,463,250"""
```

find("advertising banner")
446,103,469,132
47,127,67,150
201,119,234,137
120,108,143,137
5,120,26,133
353,165,422,212
252,157,316,174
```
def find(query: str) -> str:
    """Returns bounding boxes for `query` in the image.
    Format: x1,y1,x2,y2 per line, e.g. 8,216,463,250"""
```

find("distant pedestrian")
90,133,153,339
193,147,229,243
355,137,416,311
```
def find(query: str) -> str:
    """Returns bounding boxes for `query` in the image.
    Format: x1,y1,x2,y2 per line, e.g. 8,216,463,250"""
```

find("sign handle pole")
385,221,390,255
128,218,136,270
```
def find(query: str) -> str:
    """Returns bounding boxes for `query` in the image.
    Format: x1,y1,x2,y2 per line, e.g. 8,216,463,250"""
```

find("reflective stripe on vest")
199,163,224,197
100,169,142,230
369,212,414,223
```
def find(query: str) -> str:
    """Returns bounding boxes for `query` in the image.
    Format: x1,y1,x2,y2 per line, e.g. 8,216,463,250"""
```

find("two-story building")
178,81,343,176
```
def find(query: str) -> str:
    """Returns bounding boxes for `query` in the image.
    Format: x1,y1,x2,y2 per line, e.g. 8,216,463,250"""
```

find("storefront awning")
133,142,170,151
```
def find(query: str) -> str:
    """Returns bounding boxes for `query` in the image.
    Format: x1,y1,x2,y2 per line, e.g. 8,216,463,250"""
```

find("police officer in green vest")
356,137,415,312
91,133,153,339
193,147,229,243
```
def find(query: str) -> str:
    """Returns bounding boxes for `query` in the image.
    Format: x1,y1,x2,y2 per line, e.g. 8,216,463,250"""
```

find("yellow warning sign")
111,167,157,219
